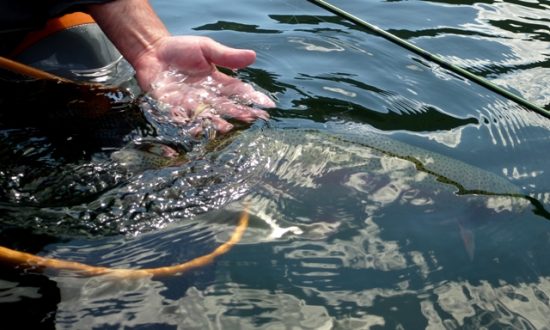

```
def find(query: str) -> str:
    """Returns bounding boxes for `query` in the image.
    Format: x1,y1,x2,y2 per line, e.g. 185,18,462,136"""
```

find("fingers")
170,96,269,125
188,116,234,137
151,69,274,108
213,101,270,122
157,94,269,139
211,71,276,108
147,55,275,137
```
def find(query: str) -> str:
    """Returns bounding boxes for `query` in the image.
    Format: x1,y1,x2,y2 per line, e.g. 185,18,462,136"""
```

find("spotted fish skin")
221,124,523,198
111,142,186,171
332,127,523,197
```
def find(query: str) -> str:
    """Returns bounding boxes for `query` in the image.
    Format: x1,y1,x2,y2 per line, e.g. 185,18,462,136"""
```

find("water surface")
1,0,550,328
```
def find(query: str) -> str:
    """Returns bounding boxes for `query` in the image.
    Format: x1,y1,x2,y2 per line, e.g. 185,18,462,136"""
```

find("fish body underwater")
0,120,540,280
210,123,531,258
0,119,532,253
219,123,523,198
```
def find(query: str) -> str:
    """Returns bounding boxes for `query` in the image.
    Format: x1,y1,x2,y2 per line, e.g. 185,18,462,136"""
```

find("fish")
111,141,187,171
221,124,524,197
0,122,536,278
212,123,530,258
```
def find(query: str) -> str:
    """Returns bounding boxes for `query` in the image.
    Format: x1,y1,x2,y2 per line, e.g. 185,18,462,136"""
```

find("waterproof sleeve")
0,0,114,33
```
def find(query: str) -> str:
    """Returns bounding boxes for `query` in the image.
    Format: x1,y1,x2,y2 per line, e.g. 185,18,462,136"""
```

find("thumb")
201,38,257,69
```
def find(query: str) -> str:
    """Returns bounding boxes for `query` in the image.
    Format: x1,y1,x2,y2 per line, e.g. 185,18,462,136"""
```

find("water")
1,0,550,328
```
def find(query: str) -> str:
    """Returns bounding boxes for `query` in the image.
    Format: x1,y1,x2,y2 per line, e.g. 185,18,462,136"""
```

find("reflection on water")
1,0,550,328
52,275,550,328
330,0,550,109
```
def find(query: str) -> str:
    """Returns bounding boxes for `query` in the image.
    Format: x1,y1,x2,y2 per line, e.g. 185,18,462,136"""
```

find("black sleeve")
46,0,115,19
0,0,114,33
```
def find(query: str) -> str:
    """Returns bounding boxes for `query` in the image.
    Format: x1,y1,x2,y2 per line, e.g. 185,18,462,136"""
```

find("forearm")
85,0,272,133
87,0,170,68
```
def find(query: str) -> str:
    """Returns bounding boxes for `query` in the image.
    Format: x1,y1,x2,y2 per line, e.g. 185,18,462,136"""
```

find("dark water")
1,0,550,328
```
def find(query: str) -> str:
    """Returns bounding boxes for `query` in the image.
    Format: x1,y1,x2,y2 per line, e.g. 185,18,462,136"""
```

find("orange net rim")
0,208,249,279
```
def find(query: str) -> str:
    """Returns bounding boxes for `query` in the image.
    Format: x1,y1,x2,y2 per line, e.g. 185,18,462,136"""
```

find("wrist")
87,0,170,68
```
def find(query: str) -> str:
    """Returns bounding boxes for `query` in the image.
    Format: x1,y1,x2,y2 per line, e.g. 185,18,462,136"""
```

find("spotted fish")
212,123,531,258
220,124,523,198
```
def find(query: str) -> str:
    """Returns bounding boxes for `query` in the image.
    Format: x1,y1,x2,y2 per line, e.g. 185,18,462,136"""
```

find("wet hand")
132,36,275,135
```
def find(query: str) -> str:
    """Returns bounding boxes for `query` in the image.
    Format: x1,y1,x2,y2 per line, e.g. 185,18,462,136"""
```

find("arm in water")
87,0,275,135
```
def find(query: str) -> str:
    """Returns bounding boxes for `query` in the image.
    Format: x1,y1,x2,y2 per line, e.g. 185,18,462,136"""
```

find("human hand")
132,35,275,136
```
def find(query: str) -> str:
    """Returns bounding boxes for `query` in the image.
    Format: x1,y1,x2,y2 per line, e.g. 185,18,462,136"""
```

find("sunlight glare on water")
1,0,550,328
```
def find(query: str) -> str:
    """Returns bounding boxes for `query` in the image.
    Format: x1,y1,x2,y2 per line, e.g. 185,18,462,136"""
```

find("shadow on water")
278,94,479,132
